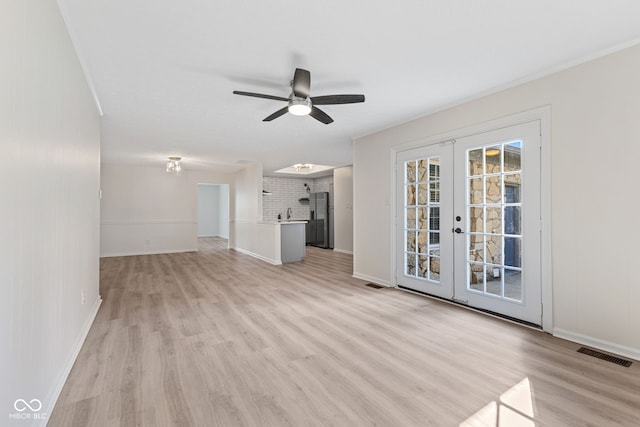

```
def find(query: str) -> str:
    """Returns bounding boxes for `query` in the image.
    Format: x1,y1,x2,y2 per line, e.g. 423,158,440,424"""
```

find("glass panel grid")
466,143,523,301
404,156,440,282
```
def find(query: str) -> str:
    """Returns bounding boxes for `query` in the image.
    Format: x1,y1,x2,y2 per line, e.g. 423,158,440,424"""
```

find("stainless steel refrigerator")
306,192,331,248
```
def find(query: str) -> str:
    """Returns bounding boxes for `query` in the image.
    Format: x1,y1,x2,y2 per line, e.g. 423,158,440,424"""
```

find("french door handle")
453,227,463,234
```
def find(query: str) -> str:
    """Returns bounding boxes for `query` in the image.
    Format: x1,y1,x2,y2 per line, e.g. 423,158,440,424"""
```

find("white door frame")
390,106,552,332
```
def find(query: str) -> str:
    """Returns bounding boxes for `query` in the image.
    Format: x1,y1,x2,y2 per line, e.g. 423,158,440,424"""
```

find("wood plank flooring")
49,237,640,426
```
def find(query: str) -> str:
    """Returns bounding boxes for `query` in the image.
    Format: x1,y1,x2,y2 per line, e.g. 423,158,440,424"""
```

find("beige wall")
0,1,102,423
354,44,640,359
100,164,234,256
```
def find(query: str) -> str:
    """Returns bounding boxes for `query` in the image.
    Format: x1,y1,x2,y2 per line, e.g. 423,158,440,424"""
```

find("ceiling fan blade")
233,91,289,102
263,106,289,122
292,68,311,98
309,106,334,124
310,94,365,105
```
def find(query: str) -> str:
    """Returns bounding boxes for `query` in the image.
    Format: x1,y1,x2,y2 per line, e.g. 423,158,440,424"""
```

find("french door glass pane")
418,207,428,229
485,176,502,204
469,207,483,233
404,156,441,283
505,206,521,234
466,142,523,301
407,184,416,205
406,207,416,229
418,184,428,205
407,253,416,275
418,159,427,181
504,237,521,267
418,255,428,278
418,232,428,253
469,263,483,292
486,206,502,233
407,231,415,252
429,257,440,281
406,161,416,182
469,235,484,262
505,269,522,300
505,142,521,171
469,178,483,204
485,146,502,172
469,149,483,175
429,158,440,179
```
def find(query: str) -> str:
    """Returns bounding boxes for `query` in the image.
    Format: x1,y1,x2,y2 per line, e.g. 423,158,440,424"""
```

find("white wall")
197,184,220,237
231,162,285,262
354,44,640,359
100,165,234,257
333,166,354,254
234,166,326,264
0,1,102,425
233,162,262,222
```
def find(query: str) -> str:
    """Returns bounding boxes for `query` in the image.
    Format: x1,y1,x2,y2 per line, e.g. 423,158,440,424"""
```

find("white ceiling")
59,0,640,176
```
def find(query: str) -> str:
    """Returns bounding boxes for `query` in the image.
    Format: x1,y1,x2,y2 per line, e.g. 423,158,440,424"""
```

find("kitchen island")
235,220,305,264
276,221,306,263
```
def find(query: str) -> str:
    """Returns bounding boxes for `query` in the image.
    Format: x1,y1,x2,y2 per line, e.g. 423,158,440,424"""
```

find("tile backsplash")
262,176,333,221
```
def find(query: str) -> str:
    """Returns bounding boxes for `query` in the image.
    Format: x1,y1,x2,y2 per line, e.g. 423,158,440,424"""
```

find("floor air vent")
365,283,384,289
577,347,633,367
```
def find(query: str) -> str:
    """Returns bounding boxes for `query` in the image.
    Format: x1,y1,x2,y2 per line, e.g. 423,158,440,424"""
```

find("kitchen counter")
259,220,308,225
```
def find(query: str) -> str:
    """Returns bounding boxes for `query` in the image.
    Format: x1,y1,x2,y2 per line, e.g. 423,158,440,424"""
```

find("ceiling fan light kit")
233,68,365,124
288,97,312,116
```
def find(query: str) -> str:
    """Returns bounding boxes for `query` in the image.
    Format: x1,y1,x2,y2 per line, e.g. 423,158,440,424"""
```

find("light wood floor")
49,237,640,426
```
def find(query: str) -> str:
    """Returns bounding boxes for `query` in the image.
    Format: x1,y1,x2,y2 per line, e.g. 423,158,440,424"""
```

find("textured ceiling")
59,0,640,175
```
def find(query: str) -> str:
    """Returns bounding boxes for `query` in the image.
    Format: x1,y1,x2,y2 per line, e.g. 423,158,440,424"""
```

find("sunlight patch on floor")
460,378,535,427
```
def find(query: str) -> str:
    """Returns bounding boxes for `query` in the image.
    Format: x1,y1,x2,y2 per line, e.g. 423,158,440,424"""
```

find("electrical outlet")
81,289,86,305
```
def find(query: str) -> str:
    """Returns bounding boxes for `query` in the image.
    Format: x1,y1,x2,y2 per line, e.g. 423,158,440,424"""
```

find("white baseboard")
232,247,282,266
352,272,392,287
333,248,353,255
38,296,102,427
553,328,640,362
100,248,197,258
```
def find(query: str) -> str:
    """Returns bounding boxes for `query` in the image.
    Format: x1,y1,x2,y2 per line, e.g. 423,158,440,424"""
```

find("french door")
396,121,542,325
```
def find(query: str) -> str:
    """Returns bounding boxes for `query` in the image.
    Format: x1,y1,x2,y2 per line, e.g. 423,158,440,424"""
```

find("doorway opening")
197,183,230,249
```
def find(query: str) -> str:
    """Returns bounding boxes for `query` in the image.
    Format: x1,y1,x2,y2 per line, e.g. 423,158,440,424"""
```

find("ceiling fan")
232,68,365,124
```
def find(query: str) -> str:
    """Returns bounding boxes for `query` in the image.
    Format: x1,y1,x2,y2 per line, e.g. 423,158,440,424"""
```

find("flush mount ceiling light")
166,156,182,175
293,163,313,171
288,98,312,116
